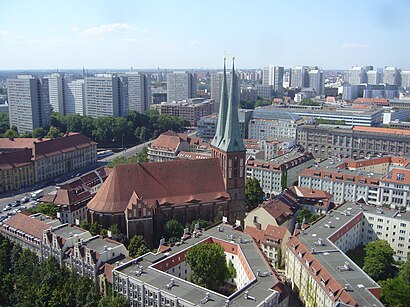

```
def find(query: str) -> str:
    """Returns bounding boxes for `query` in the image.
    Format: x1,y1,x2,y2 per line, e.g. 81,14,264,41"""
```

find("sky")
0,0,409,70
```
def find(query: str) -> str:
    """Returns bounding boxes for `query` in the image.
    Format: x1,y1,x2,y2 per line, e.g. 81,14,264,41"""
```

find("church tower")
211,58,246,220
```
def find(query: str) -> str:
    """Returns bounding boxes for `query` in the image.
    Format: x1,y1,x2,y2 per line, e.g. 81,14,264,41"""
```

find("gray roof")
114,225,284,306
252,108,302,121
52,224,88,239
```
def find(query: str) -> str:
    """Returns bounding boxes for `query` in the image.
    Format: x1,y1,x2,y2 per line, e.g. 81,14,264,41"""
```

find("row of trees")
0,234,127,306
362,240,410,306
239,99,272,109
107,147,148,168
0,110,189,146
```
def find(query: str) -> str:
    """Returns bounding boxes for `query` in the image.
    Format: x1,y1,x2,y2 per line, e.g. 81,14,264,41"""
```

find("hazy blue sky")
0,0,409,70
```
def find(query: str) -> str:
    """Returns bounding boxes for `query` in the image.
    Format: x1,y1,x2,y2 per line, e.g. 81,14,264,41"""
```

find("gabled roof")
4,213,51,239
0,148,33,170
87,158,229,213
261,193,299,225
150,130,183,152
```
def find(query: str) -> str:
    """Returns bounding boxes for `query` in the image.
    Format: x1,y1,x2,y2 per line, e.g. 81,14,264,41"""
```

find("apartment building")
246,150,314,197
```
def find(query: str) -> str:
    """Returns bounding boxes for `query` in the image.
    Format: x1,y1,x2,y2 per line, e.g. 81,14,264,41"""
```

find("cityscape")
1,1,410,307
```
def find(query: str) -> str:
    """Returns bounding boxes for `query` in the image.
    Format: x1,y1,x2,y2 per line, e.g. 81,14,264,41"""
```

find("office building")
113,224,288,307
46,73,65,114
297,125,410,159
255,84,273,99
383,66,400,85
157,98,214,126
166,72,195,102
263,65,284,95
7,75,51,133
367,70,381,85
123,72,151,113
308,70,324,96
342,84,359,100
210,72,233,110
65,79,85,115
346,66,366,85
85,75,128,118
290,66,309,88
401,71,410,88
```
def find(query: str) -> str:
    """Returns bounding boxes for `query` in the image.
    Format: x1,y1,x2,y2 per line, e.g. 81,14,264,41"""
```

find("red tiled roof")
291,186,332,200
353,126,410,136
177,151,211,160
0,137,48,149
87,158,229,213
150,131,183,151
382,168,410,185
4,213,50,239
0,148,33,170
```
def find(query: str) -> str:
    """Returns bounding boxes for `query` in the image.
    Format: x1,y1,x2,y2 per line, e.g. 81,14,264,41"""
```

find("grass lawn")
346,244,365,268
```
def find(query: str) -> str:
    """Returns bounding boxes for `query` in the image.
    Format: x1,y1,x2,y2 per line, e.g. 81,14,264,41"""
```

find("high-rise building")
46,73,65,114
401,71,410,88
84,75,128,118
290,66,309,88
167,72,195,102
210,72,233,110
122,72,151,113
65,79,85,115
347,66,367,85
262,65,284,95
367,70,381,85
383,67,400,85
308,69,324,96
7,75,51,133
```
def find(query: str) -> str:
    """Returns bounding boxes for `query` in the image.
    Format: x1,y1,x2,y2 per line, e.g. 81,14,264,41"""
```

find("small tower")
211,57,246,220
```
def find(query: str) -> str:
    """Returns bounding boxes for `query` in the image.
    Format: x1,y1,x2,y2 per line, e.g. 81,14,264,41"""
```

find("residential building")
382,66,400,85
0,133,97,190
297,125,410,159
113,224,288,307
346,66,366,85
46,73,65,114
263,65,284,95
210,72,233,110
157,98,214,126
166,72,195,102
7,75,51,133
255,84,273,99
0,148,35,192
246,150,314,197
290,66,309,88
85,75,128,118
380,168,410,209
240,86,257,102
285,202,383,307
308,70,324,96
367,70,381,85
123,72,150,113
342,84,359,100
401,71,410,88
65,79,85,115
249,108,305,141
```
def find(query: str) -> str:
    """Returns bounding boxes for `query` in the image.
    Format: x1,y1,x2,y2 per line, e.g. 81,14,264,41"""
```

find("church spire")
211,57,229,148
218,57,245,153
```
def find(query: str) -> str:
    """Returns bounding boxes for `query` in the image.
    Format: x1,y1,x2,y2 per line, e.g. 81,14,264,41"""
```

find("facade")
297,124,410,159
113,224,288,307
46,73,65,114
285,202,383,307
383,66,399,85
249,109,304,141
85,75,128,118
346,66,366,85
380,168,410,209
342,84,359,100
157,98,214,126
123,72,151,113
7,75,51,133
0,133,97,190
0,149,35,192
263,65,284,95
308,70,324,96
401,71,410,88
246,150,314,197
65,79,85,115
367,70,381,85
290,66,309,88
255,84,273,99
166,72,195,102
210,72,233,111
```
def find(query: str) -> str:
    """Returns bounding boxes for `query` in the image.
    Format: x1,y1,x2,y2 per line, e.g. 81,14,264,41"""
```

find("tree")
363,240,395,281
128,235,149,258
0,113,9,134
186,243,231,291
189,219,209,232
89,222,102,236
32,127,47,138
297,208,319,224
227,260,237,279
163,219,184,242
2,129,19,138
300,98,320,106
98,294,128,307
380,277,410,306
28,203,59,217
137,147,149,162
47,125,63,138
399,258,410,283
245,178,264,211
80,220,90,230
109,224,120,239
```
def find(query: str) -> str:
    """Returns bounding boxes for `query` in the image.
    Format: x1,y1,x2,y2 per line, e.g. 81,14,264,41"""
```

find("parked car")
11,201,20,207
2,206,11,212
21,196,29,203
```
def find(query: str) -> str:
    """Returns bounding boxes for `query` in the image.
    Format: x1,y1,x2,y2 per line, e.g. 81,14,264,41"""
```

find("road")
101,140,154,162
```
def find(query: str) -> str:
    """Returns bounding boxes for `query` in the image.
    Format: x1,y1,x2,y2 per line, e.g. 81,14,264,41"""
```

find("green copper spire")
218,57,246,153
211,57,229,148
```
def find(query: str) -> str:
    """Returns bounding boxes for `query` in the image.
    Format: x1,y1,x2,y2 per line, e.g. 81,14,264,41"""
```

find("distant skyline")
1,0,410,70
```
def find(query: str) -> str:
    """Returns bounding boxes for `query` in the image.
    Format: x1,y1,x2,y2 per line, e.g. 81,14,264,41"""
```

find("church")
87,58,246,246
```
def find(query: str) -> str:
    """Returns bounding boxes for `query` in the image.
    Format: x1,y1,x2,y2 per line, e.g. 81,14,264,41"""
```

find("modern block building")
263,65,284,96
65,79,86,115
297,125,410,159
382,66,400,85
290,66,309,88
346,66,367,85
210,72,233,110
122,72,151,113
46,73,66,114
7,75,51,133
367,70,381,85
167,72,196,102
308,70,324,96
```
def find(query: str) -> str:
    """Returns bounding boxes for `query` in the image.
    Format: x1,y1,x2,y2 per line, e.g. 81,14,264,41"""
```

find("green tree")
297,208,319,224
28,203,59,217
189,219,209,232
20,131,33,138
128,235,149,258
163,219,184,242
32,127,47,138
186,243,231,291
137,147,149,162
399,258,410,283
98,294,128,307
300,98,320,106
227,260,237,279
380,277,410,306
363,240,395,281
89,222,102,236
0,113,9,134
109,224,120,239
2,129,19,138
245,178,264,211
80,219,90,230
47,125,63,138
